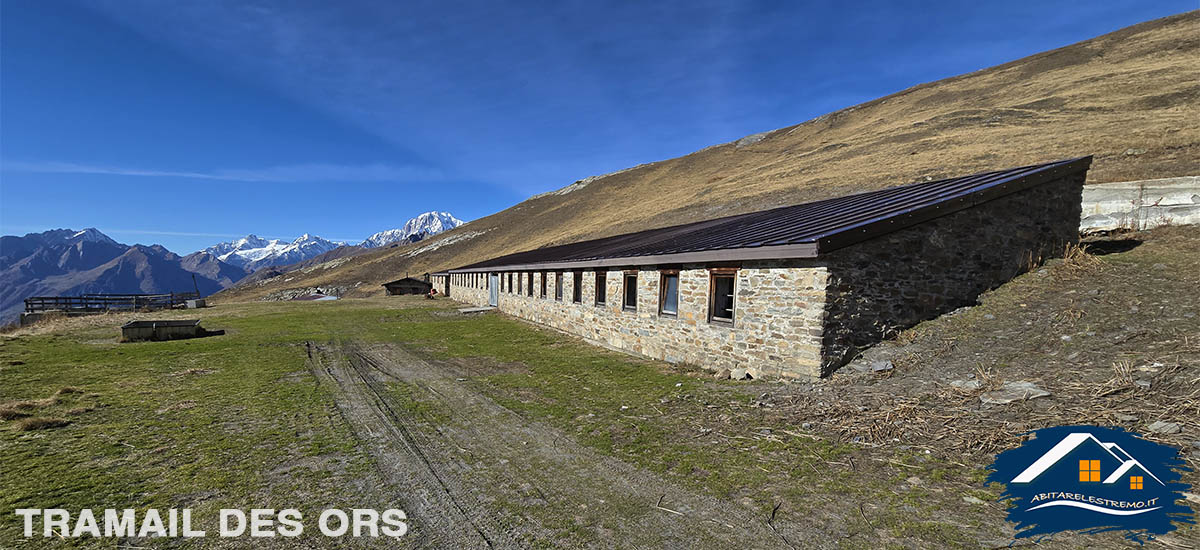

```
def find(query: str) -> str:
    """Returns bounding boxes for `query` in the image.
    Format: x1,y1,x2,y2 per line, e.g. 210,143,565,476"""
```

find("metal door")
488,274,499,306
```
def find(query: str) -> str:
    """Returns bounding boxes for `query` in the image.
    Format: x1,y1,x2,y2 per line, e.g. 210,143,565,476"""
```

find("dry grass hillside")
218,11,1199,302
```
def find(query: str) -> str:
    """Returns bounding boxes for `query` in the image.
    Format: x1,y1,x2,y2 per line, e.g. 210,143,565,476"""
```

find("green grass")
0,298,446,546
0,294,995,548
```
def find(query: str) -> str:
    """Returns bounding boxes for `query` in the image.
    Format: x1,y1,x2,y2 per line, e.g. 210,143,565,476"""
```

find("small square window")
659,273,679,316
572,272,582,303
595,271,607,305
555,272,563,301
1130,476,1143,490
709,273,735,324
623,273,638,311
1079,460,1101,482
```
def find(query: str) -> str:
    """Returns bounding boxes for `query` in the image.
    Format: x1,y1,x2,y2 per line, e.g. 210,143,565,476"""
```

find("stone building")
438,157,1090,378
383,276,433,296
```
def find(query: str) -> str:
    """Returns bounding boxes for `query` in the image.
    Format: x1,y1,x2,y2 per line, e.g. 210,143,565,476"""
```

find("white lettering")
380,509,408,538
182,509,205,537
220,509,246,537
319,509,348,536
353,509,379,537
14,509,39,538
277,509,303,537
44,509,69,538
138,509,166,538
250,509,275,537
104,509,136,537
72,509,101,538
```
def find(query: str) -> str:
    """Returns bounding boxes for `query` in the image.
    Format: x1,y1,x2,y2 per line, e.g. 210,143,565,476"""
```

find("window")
659,271,679,316
572,272,582,303
1130,476,1143,490
1079,460,1101,482
623,272,637,311
540,272,547,298
508,273,514,293
555,272,563,301
595,271,607,305
527,272,534,297
709,270,736,324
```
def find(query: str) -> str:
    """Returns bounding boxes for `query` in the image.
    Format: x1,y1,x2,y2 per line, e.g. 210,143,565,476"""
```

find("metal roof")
448,157,1091,273
382,277,432,286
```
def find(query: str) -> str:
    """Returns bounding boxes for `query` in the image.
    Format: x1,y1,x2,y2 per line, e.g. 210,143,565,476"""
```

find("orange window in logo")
1079,460,1101,482
1130,476,1143,490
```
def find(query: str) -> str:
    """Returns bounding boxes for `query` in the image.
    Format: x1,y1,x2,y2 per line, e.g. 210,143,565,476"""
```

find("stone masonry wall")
449,264,829,378
817,172,1085,375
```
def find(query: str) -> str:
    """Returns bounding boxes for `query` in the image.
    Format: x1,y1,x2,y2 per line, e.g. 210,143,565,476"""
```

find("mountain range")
202,234,346,272
0,228,241,323
1,211,465,324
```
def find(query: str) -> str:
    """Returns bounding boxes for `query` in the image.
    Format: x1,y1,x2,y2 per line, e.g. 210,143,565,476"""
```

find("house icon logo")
987,425,1194,542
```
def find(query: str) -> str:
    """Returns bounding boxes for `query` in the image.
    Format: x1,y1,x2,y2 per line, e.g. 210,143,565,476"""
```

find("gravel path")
306,341,799,549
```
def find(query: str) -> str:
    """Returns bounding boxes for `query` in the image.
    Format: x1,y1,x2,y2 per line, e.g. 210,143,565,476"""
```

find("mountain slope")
216,11,1200,303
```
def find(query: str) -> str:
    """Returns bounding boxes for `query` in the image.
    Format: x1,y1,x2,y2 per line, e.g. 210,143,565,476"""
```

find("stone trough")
120,320,224,342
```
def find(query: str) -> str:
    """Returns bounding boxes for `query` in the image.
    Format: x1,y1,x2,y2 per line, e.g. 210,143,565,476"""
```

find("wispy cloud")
2,160,443,183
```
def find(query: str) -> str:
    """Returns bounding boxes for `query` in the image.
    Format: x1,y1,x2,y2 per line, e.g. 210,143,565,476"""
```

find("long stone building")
433,157,1090,378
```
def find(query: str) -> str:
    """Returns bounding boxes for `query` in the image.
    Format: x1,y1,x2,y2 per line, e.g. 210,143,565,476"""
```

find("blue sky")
1,1,1192,253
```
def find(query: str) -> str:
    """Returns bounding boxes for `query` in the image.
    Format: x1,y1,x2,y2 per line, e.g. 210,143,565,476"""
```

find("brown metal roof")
448,156,1091,273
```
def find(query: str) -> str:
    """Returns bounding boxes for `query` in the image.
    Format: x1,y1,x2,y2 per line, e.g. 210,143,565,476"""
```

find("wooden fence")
24,292,201,314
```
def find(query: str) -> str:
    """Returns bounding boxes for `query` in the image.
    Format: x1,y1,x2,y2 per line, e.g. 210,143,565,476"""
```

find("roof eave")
446,242,819,273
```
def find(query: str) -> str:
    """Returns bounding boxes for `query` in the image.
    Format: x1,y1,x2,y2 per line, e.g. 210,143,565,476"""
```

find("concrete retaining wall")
1080,176,1200,232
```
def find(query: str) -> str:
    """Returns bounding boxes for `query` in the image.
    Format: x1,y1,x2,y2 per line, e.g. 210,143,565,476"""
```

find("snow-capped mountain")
202,233,346,271
362,211,464,248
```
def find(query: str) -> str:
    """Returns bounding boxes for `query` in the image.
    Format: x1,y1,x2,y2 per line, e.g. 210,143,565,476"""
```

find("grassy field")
2,227,1198,548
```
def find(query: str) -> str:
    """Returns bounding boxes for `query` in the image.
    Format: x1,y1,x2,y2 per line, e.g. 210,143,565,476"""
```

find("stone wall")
449,264,828,378
817,172,1085,375
446,172,1084,378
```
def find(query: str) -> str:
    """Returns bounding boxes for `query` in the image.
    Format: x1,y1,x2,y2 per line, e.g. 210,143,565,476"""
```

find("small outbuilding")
383,277,433,296
441,157,1092,379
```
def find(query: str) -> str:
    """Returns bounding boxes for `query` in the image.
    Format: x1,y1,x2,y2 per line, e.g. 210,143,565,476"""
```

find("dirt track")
305,341,809,549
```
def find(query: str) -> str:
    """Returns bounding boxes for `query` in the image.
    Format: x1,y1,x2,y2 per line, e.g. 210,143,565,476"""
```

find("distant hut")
383,277,433,296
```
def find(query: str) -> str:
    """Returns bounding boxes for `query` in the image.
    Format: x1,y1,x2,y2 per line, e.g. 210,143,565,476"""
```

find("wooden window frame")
622,272,638,312
658,270,680,317
595,271,607,306
707,269,737,325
